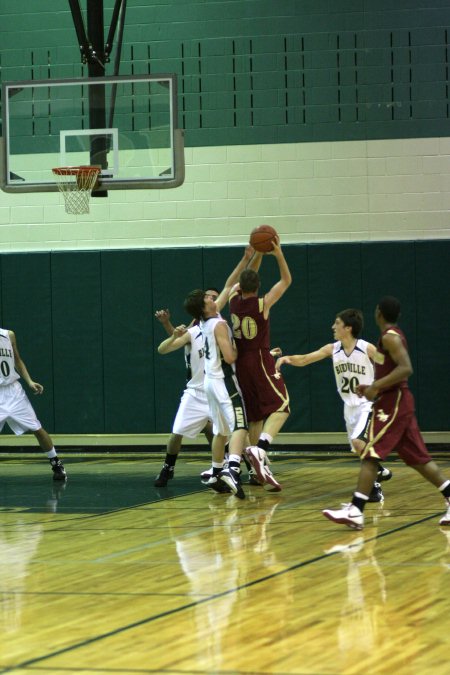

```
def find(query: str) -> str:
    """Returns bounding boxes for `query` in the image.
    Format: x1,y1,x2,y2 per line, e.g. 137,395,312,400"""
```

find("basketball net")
52,166,101,214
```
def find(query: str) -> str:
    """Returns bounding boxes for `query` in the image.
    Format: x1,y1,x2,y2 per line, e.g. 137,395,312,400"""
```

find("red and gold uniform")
229,290,290,422
361,326,431,465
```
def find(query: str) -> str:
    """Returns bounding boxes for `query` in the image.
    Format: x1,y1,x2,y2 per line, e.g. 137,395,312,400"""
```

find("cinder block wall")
1,1,450,250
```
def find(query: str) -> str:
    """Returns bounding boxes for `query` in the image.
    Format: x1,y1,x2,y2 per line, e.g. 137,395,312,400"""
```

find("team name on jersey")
0,348,13,358
334,362,366,376
235,405,246,427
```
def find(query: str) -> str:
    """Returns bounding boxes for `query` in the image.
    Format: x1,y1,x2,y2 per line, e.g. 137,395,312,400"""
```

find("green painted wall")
0,240,448,435
2,1,450,146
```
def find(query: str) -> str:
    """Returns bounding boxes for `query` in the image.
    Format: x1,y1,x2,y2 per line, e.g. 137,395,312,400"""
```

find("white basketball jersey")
201,316,235,379
0,329,20,386
332,339,373,406
185,324,205,391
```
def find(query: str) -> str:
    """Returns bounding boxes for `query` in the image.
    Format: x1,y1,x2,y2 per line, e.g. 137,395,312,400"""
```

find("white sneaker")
322,503,364,530
262,465,282,492
377,466,393,481
245,446,282,491
201,457,229,482
439,500,450,526
200,467,213,481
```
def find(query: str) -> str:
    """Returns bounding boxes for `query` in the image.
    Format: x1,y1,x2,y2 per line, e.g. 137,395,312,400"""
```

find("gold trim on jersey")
259,349,290,412
360,389,402,460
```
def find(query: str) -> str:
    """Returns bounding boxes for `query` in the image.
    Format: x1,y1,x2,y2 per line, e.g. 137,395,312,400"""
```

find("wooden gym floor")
0,453,449,675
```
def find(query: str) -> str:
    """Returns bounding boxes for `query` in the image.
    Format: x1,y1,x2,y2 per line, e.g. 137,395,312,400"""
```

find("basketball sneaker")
377,466,393,481
368,482,384,503
154,464,174,487
439,500,450,526
248,468,263,486
262,465,282,492
50,457,67,481
206,475,231,494
322,503,364,530
219,467,245,500
200,467,213,482
244,446,282,492
201,457,229,482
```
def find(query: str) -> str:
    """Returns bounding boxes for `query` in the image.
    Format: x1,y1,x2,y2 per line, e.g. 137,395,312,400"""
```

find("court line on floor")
0,511,442,674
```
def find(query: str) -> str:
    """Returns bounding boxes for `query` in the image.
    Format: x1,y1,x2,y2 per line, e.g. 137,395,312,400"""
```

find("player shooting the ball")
228,231,291,491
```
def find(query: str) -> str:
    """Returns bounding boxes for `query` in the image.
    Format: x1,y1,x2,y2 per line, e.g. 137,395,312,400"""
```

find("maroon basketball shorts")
236,350,290,422
361,388,431,465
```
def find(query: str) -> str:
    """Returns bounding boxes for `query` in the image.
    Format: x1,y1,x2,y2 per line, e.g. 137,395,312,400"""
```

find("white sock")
259,432,273,444
212,461,223,469
47,448,57,459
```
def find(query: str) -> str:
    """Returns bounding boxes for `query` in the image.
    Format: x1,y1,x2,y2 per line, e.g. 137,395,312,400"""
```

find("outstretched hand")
275,355,292,371
155,309,171,323
266,235,281,256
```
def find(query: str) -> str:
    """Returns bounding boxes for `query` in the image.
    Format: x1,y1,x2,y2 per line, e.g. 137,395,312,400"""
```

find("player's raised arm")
276,344,333,370
215,245,255,312
158,325,190,354
263,238,292,314
155,308,176,337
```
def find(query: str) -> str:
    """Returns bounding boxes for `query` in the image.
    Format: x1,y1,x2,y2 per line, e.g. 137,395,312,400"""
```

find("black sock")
442,483,450,499
229,460,240,472
213,466,222,477
257,439,270,452
351,494,368,512
164,454,177,469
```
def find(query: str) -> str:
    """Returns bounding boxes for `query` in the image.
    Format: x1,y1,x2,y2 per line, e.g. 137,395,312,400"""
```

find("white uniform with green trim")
0,328,41,434
201,316,247,436
332,339,373,446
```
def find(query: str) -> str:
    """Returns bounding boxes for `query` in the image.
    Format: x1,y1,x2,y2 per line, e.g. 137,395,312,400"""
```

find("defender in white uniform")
153,311,214,487
276,309,392,500
198,302,248,499
332,337,374,448
0,328,66,480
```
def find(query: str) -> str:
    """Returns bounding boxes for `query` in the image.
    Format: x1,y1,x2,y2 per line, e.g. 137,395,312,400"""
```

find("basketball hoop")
52,166,101,214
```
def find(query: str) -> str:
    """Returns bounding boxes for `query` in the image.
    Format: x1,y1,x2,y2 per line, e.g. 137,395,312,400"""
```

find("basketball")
249,225,278,252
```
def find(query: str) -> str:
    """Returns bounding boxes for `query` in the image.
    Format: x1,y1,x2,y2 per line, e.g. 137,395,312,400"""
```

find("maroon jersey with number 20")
229,290,290,422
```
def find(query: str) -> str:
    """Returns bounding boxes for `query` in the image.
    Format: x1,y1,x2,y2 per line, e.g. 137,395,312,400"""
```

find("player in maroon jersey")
323,296,450,529
229,237,292,491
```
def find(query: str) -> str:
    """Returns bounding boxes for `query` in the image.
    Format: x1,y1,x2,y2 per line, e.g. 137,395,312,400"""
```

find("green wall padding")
0,252,54,431
0,241,448,437
101,250,155,433
51,251,104,433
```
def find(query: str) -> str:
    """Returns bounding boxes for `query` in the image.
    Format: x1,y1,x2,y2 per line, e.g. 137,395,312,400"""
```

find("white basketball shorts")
344,400,372,448
172,388,212,438
204,375,247,437
0,381,42,435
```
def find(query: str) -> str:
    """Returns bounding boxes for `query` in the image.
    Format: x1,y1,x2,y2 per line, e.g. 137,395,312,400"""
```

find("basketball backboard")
1,74,184,192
